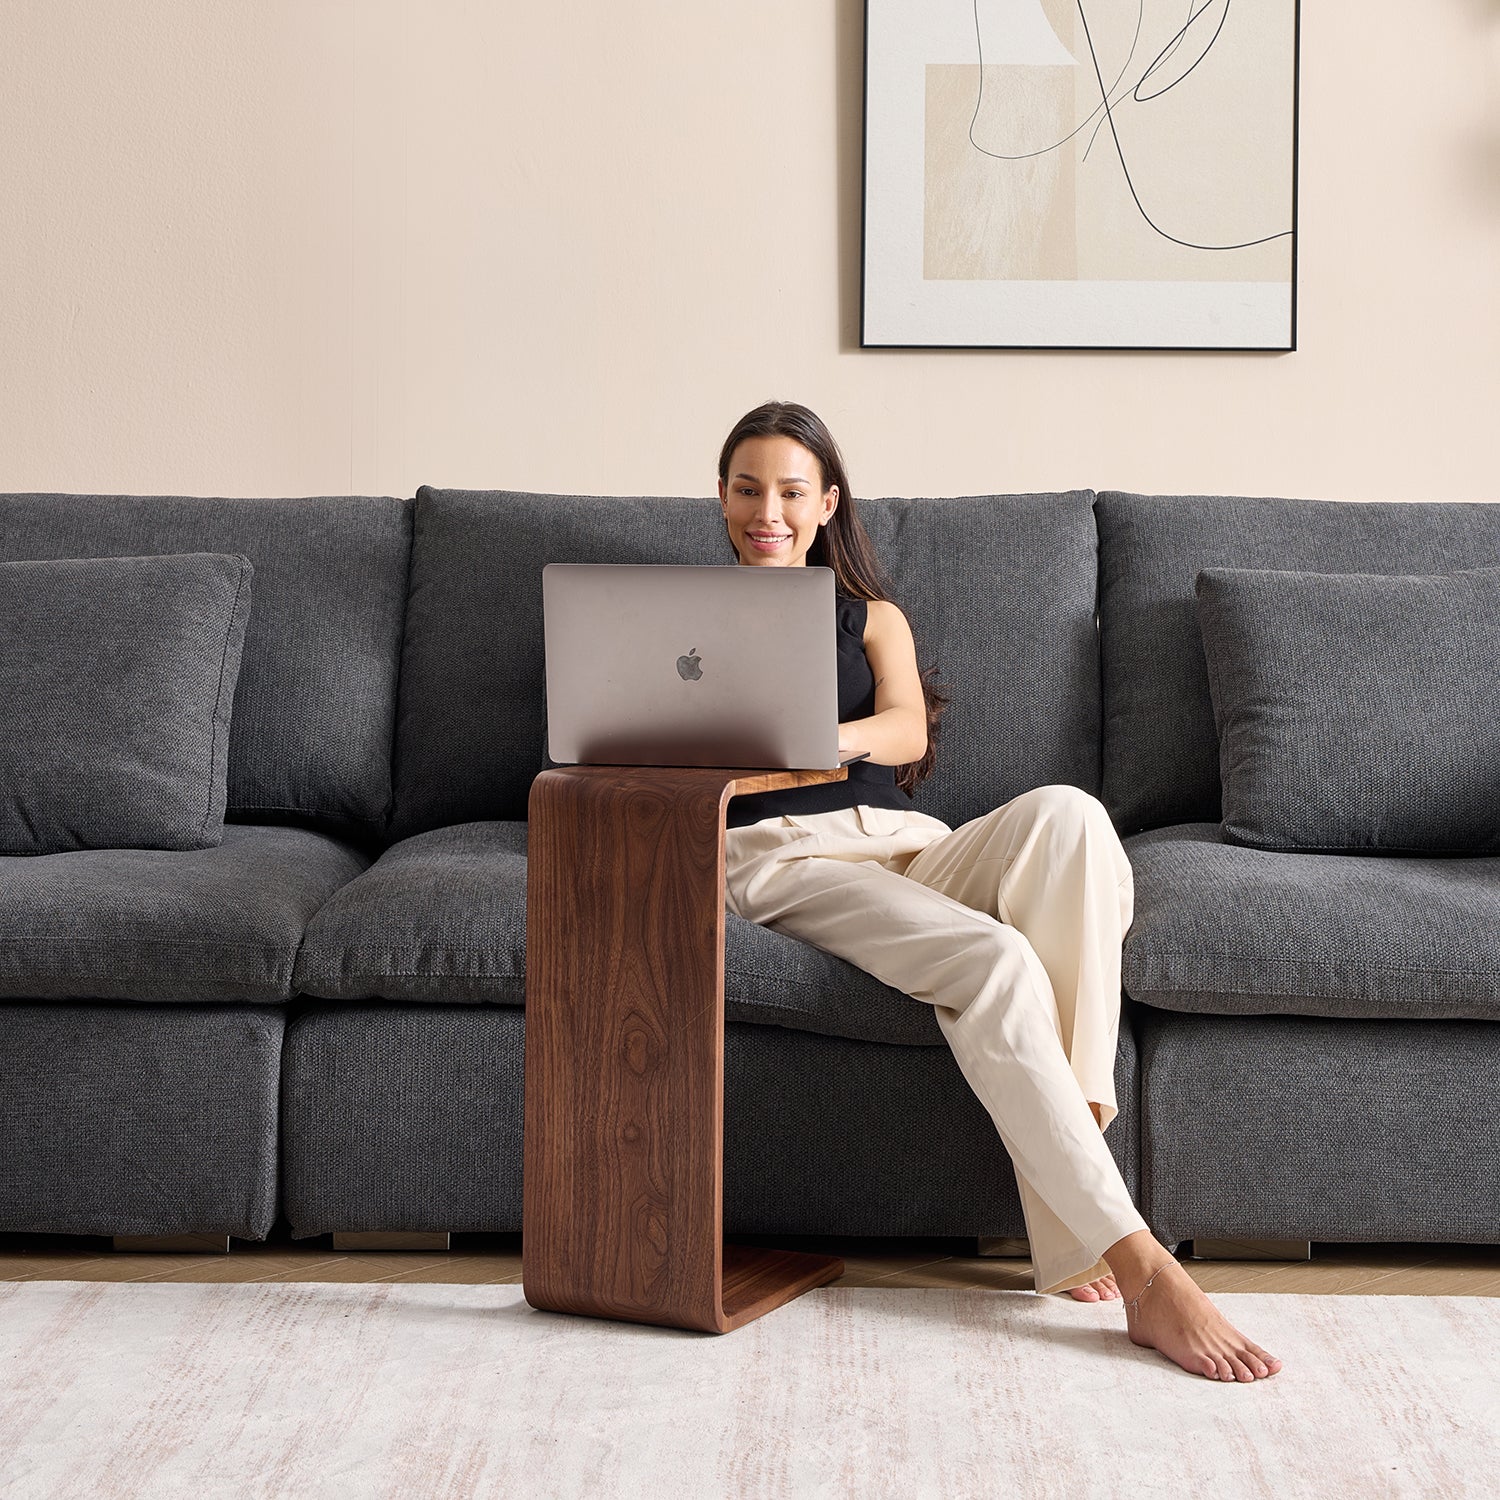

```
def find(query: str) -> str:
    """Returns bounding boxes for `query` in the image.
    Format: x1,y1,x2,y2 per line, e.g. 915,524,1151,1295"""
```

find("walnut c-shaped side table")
522,763,849,1333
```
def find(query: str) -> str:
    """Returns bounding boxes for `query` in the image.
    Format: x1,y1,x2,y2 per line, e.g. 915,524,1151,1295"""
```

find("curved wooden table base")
523,764,849,1333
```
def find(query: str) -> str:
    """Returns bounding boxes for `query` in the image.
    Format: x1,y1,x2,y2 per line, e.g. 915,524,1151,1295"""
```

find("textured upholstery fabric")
0,825,367,1003
0,492,411,836
846,492,1101,830
0,1003,282,1238
723,1008,1139,1239
727,910,946,1046
280,1003,527,1237
391,487,1100,838
279,1000,1141,1240
1096,492,1500,834
1195,565,1500,854
1137,1009,1500,1246
293,819,949,1046
0,553,252,854
294,822,529,1003
1121,822,1500,1019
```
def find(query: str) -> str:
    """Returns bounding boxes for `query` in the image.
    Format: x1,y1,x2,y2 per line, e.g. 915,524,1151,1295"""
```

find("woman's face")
718,434,838,567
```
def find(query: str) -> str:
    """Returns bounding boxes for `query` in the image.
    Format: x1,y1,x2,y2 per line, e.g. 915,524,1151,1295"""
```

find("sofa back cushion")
391,486,1102,837
0,493,411,838
0,552,253,853
1096,492,1500,834
1195,564,1500,855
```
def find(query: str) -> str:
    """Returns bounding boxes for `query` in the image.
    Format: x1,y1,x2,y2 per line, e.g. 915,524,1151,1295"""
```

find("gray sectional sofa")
2,485,1496,1263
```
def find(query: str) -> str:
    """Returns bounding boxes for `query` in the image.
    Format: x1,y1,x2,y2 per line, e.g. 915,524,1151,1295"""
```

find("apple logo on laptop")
676,647,703,682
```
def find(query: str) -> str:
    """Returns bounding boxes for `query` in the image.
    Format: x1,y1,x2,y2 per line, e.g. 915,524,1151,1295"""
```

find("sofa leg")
1188,1238,1312,1261
330,1231,451,1251
112,1234,230,1253
975,1236,1030,1257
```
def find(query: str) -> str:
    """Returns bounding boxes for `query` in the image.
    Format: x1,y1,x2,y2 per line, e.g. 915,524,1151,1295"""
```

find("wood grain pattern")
522,765,849,1332
12,1234,1500,1298
1190,1239,1313,1262
110,1235,229,1254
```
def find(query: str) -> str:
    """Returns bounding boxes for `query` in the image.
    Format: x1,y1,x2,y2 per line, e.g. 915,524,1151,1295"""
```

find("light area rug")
0,1280,1493,1499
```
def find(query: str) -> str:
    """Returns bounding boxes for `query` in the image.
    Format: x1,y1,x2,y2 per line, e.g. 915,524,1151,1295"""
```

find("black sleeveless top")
724,593,916,829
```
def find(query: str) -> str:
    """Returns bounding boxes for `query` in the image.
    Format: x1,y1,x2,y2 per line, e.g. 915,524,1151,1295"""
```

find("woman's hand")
838,723,855,759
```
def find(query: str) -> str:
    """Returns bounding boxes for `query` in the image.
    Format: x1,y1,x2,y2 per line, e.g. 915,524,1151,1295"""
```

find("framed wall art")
860,0,1300,350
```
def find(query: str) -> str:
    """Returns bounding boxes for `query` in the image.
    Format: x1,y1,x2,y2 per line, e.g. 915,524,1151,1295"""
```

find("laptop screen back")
542,563,840,769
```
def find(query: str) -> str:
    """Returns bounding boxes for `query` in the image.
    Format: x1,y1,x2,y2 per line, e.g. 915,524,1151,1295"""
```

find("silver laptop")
542,563,843,769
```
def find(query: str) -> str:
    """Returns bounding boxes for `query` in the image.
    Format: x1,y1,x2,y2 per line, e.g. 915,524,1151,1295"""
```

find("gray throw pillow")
1194,564,1500,855
0,552,253,853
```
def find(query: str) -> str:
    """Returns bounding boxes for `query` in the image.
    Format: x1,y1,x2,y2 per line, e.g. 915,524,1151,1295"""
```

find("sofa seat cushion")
0,826,367,1003
1122,822,1500,1020
294,821,947,1046
294,822,530,1002
727,912,946,1047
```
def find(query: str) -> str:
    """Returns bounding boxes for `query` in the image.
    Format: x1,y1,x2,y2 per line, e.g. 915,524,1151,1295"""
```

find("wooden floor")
4,1229,1500,1295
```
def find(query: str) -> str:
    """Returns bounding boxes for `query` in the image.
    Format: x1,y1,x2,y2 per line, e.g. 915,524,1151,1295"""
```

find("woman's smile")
747,530,792,551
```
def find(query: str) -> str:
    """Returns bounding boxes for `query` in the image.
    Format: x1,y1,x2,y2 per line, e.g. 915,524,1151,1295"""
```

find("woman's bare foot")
1066,1273,1119,1301
1109,1236,1285,1381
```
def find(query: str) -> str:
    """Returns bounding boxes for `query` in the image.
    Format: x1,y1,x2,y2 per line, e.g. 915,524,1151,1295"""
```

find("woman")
716,400,1283,1383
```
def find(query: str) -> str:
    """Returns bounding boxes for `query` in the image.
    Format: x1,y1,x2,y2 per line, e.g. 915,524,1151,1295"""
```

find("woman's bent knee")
1028,783,1109,822
1027,785,1127,856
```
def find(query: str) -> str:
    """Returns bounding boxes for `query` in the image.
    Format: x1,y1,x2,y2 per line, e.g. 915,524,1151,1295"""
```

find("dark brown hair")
716,400,949,794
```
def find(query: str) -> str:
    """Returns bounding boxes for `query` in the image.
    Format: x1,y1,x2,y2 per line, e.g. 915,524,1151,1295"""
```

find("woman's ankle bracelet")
1124,1256,1180,1316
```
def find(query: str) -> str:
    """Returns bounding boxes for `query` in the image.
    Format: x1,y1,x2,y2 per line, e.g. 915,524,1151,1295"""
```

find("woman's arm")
837,599,928,765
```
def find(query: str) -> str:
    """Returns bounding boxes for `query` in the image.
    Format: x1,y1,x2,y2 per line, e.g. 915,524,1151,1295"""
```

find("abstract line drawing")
861,0,1300,349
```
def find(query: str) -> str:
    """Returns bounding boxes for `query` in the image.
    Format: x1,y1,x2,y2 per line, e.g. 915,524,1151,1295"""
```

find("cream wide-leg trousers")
723,784,1149,1296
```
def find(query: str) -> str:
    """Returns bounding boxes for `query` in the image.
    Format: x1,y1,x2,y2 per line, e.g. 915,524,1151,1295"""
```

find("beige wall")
2,2,1497,504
